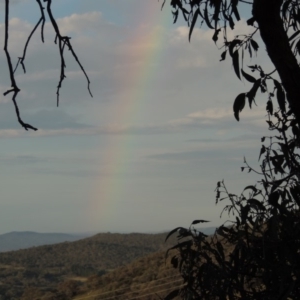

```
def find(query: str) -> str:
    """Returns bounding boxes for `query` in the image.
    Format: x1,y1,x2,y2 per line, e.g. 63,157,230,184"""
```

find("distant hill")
0,231,89,252
0,232,178,299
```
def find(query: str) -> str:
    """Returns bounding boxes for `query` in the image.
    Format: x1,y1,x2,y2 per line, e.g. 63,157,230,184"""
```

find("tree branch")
253,0,300,127
3,0,37,131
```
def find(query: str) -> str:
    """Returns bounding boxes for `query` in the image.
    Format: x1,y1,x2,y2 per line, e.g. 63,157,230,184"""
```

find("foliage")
166,111,300,299
163,0,300,299
4,0,92,131
161,0,300,124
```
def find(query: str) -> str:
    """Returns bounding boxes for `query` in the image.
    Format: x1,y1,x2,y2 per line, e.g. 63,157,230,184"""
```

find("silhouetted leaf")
266,100,273,115
189,8,199,42
165,227,187,242
250,39,259,51
232,5,240,21
241,69,256,83
204,5,214,29
233,93,246,121
282,0,292,19
289,30,300,41
247,16,255,26
247,79,261,108
258,145,266,161
229,16,235,29
220,50,227,61
229,39,241,57
248,199,265,211
243,185,257,193
232,50,241,80
166,240,193,258
274,80,286,112
191,220,210,225
212,28,221,43
172,10,179,23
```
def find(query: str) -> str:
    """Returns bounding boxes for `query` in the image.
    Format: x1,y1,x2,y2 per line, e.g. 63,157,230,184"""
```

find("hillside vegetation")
0,232,177,299
20,250,182,300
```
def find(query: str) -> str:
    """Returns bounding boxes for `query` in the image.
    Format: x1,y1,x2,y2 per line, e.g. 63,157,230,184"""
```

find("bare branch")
45,0,93,107
4,0,92,130
3,0,37,131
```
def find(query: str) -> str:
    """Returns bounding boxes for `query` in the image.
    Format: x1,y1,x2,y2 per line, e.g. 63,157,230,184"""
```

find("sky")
0,0,274,234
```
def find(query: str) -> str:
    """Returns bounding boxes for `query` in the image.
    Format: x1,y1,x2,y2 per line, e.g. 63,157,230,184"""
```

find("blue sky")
0,0,273,234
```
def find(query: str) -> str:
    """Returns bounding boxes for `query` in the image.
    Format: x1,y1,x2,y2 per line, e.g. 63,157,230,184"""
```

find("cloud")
0,154,47,166
57,12,103,34
0,9,272,138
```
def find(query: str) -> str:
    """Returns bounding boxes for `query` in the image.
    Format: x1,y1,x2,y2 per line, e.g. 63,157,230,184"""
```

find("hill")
20,250,182,300
71,251,182,300
0,232,177,299
0,231,89,252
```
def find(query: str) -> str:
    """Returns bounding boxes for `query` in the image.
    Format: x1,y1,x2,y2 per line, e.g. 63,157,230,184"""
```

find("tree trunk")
253,0,300,126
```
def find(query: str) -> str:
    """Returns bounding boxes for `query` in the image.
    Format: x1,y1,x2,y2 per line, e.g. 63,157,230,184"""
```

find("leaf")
247,199,265,211
289,30,300,41
266,100,273,115
247,17,255,26
220,50,227,61
274,80,286,112
161,0,166,11
233,93,246,121
213,1,221,29
282,0,292,19
232,6,240,21
191,219,210,225
229,16,235,29
243,185,257,193
212,28,221,43
166,240,193,258
232,50,241,80
172,10,179,23
250,39,259,51
241,69,256,83
258,145,266,161
229,39,241,57
248,43,253,58
165,227,186,242
204,5,214,29
189,8,199,42
247,79,261,108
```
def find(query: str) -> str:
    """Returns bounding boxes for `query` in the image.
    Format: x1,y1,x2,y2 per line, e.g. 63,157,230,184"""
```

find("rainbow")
87,2,171,231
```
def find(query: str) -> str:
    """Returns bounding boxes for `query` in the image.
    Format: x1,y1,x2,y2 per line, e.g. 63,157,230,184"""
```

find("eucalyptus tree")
163,1,300,299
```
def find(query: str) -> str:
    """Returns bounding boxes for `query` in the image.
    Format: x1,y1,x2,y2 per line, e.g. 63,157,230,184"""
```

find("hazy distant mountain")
0,231,89,252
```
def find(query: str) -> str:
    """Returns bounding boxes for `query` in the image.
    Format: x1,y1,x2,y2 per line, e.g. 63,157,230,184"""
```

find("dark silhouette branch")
13,0,46,75
3,0,92,130
4,0,37,131
45,0,93,107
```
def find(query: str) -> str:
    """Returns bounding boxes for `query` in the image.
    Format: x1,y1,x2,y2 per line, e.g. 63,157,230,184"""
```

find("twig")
3,0,37,131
